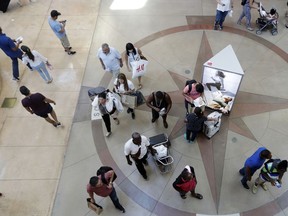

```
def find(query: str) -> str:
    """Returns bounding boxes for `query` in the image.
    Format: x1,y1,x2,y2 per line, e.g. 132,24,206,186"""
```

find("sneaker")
143,175,149,180
64,47,72,52
68,51,76,55
252,184,258,194
247,27,254,31
163,121,168,128
131,112,135,119
241,181,250,189
127,108,131,114
105,132,111,137
214,25,218,30
180,194,187,199
260,183,268,191
219,26,223,31
151,118,157,123
56,122,62,128
12,77,20,81
47,78,53,84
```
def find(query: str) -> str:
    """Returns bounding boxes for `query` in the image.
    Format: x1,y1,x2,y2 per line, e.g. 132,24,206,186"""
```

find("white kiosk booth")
202,45,244,114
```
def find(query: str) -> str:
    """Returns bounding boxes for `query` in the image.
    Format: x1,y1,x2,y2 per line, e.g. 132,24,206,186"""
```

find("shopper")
114,73,136,119
19,86,61,127
173,165,203,200
239,147,271,189
124,42,145,89
237,0,258,31
21,45,53,83
146,91,172,128
182,80,204,114
124,132,155,180
214,0,233,30
98,43,123,78
48,10,76,55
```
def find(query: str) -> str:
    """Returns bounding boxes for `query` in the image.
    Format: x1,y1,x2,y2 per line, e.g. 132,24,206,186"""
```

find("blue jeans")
33,62,52,82
215,10,229,27
109,187,124,211
239,166,257,184
11,57,20,79
238,4,251,27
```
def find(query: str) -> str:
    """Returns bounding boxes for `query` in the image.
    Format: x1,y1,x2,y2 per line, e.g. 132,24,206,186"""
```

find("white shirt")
114,79,135,93
217,0,231,12
97,47,121,71
124,135,150,159
127,48,140,64
22,50,48,67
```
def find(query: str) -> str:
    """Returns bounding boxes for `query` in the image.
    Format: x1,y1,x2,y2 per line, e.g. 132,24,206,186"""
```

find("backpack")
96,166,117,185
185,79,197,93
264,159,281,174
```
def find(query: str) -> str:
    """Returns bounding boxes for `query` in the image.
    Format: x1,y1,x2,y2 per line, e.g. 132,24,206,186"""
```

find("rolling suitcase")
0,0,11,13
149,133,171,147
203,111,222,138
88,86,106,101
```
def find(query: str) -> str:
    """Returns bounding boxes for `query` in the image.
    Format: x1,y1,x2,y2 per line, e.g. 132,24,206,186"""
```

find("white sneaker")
105,132,111,137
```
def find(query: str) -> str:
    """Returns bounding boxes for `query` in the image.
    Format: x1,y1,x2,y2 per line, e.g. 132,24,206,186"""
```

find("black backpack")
96,166,117,185
185,79,197,93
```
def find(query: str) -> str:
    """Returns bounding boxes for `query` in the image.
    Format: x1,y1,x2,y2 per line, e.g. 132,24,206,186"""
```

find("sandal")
137,84,142,90
192,193,203,200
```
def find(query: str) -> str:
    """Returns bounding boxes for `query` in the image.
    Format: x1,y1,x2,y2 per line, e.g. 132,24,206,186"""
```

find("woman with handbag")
114,73,136,119
173,165,203,200
21,45,53,83
124,42,146,89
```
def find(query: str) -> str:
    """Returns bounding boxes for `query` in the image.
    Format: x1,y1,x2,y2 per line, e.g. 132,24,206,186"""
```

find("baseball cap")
50,10,61,17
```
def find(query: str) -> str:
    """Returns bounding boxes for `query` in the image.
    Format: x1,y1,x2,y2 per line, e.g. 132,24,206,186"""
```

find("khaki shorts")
60,34,70,49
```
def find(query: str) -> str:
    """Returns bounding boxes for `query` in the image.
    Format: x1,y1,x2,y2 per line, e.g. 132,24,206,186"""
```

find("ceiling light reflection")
110,0,147,10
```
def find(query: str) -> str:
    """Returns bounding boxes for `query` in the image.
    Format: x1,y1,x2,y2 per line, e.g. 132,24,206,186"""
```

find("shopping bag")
131,59,148,79
130,91,145,106
121,94,137,109
87,198,103,215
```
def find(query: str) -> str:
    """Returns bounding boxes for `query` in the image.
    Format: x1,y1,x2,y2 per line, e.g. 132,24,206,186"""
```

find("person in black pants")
124,132,155,180
146,91,172,128
185,107,216,143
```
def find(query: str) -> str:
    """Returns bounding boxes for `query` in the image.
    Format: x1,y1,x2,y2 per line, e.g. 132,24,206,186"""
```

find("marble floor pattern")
0,0,288,215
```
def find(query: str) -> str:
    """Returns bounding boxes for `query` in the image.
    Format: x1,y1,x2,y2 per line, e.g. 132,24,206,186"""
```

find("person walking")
97,43,123,78
214,0,233,30
173,165,203,200
19,86,62,127
91,91,123,137
252,159,287,194
124,132,155,180
114,73,136,119
239,147,272,189
87,169,125,213
237,0,258,31
146,91,172,128
48,10,76,55
185,107,217,143
21,45,53,83
0,27,32,81
124,42,145,89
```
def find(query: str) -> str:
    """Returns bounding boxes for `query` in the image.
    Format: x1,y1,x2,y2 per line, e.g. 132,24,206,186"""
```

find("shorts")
35,104,53,118
60,34,70,48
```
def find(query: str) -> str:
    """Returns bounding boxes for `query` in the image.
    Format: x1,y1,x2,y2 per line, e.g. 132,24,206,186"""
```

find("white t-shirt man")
124,135,150,159
97,47,121,71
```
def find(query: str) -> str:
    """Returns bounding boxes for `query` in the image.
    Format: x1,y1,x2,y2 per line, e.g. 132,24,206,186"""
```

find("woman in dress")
21,45,53,83
114,73,136,119
124,42,144,89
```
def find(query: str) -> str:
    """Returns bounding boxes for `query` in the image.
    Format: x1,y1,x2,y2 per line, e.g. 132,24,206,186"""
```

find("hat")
50,10,61,17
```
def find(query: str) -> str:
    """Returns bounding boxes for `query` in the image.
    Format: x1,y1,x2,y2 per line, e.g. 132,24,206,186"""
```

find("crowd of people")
0,2,288,214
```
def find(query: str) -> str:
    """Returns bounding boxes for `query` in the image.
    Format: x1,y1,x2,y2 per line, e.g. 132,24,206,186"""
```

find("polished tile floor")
0,0,288,215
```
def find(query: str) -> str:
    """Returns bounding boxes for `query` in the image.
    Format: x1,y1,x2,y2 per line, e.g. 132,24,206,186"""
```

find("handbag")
121,94,137,109
130,91,145,106
87,198,103,215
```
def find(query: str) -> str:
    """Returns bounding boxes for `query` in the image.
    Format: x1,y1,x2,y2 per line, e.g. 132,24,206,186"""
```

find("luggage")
149,133,171,147
88,86,106,101
0,0,10,13
203,111,222,138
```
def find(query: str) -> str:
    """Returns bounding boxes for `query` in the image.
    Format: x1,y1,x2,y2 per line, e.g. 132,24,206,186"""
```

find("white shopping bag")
131,59,148,79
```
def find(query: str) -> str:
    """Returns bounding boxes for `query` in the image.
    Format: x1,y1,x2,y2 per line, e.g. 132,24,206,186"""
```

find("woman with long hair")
125,42,144,89
21,45,53,83
114,73,136,119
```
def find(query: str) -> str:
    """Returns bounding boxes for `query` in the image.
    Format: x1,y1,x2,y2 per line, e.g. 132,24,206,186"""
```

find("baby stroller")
256,3,278,35
149,133,174,174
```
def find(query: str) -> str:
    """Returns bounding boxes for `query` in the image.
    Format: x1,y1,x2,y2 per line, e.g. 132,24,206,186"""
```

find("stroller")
256,3,278,35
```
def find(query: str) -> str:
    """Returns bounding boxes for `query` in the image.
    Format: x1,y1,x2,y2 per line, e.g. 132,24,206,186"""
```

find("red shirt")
87,171,113,197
